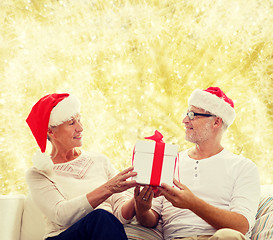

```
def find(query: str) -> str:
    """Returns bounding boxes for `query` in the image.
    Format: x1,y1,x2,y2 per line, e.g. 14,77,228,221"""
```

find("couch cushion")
124,221,163,240
20,194,45,240
0,195,25,240
251,196,273,240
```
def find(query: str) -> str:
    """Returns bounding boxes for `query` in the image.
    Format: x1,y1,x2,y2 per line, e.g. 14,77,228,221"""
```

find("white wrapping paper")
132,140,178,186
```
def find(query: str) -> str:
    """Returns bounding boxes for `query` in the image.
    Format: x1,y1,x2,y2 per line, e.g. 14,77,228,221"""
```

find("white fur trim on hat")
32,150,54,174
188,89,236,126
49,94,80,126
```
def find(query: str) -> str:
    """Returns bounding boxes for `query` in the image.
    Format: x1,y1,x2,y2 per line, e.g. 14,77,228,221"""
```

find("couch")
1,185,273,240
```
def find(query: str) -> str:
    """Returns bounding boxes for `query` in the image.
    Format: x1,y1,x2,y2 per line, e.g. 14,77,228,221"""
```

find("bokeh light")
1,0,272,195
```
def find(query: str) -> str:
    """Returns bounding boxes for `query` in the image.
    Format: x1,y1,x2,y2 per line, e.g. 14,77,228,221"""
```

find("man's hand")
159,179,196,210
159,179,249,235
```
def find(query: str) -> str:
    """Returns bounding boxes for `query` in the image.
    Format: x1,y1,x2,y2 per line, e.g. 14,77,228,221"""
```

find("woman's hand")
134,185,160,228
104,166,137,194
134,185,154,212
86,166,137,209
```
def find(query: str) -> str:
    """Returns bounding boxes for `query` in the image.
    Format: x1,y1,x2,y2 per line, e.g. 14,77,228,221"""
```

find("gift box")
132,131,178,186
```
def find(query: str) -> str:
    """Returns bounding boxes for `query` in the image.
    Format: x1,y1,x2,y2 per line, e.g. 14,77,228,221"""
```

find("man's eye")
69,121,75,125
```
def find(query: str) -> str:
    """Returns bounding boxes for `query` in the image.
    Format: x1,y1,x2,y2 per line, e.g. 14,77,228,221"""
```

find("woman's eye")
69,121,75,125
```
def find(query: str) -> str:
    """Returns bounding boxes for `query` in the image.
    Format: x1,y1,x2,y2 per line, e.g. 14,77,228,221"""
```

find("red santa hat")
26,93,81,153
188,87,236,126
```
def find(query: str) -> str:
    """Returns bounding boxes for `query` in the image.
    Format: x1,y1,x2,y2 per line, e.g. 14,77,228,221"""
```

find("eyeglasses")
184,111,216,120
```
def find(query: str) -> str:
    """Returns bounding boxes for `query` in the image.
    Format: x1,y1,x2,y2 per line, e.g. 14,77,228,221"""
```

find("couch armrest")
0,195,25,240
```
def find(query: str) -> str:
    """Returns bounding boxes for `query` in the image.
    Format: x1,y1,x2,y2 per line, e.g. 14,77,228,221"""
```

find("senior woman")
26,93,137,240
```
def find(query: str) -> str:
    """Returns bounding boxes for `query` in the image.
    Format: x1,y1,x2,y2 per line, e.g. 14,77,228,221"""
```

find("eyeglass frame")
184,111,216,120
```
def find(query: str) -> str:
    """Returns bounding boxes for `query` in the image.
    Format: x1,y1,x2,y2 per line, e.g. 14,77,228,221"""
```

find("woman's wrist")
86,185,113,208
103,182,115,195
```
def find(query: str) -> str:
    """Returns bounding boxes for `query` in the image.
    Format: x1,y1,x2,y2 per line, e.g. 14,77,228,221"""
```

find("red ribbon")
144,130,165,186
144,130,164,143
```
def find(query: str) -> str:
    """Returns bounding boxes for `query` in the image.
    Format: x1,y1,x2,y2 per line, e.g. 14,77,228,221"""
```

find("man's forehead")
188,105,206,112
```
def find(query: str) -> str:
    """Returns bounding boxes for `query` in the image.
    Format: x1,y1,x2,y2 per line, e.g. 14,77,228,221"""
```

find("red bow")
144,130,164,143
144,130,165,190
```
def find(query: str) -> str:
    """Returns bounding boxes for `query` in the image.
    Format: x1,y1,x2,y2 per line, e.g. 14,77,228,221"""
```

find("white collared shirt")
152,148,260,240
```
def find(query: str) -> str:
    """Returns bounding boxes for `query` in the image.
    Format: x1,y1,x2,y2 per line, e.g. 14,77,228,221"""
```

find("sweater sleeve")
103,157,134,224
26,168,93,227
111,191,133,224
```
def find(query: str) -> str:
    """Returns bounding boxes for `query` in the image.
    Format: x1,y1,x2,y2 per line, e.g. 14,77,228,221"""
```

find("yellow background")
0,0,272,194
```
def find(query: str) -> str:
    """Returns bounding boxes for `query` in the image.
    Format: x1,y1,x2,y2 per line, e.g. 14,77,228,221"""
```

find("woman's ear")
47,127,54,139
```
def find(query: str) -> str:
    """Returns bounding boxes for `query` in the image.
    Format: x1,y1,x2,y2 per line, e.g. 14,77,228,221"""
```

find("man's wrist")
188,195,202,212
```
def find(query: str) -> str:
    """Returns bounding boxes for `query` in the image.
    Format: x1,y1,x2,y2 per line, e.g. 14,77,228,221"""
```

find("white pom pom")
32,150,54,174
